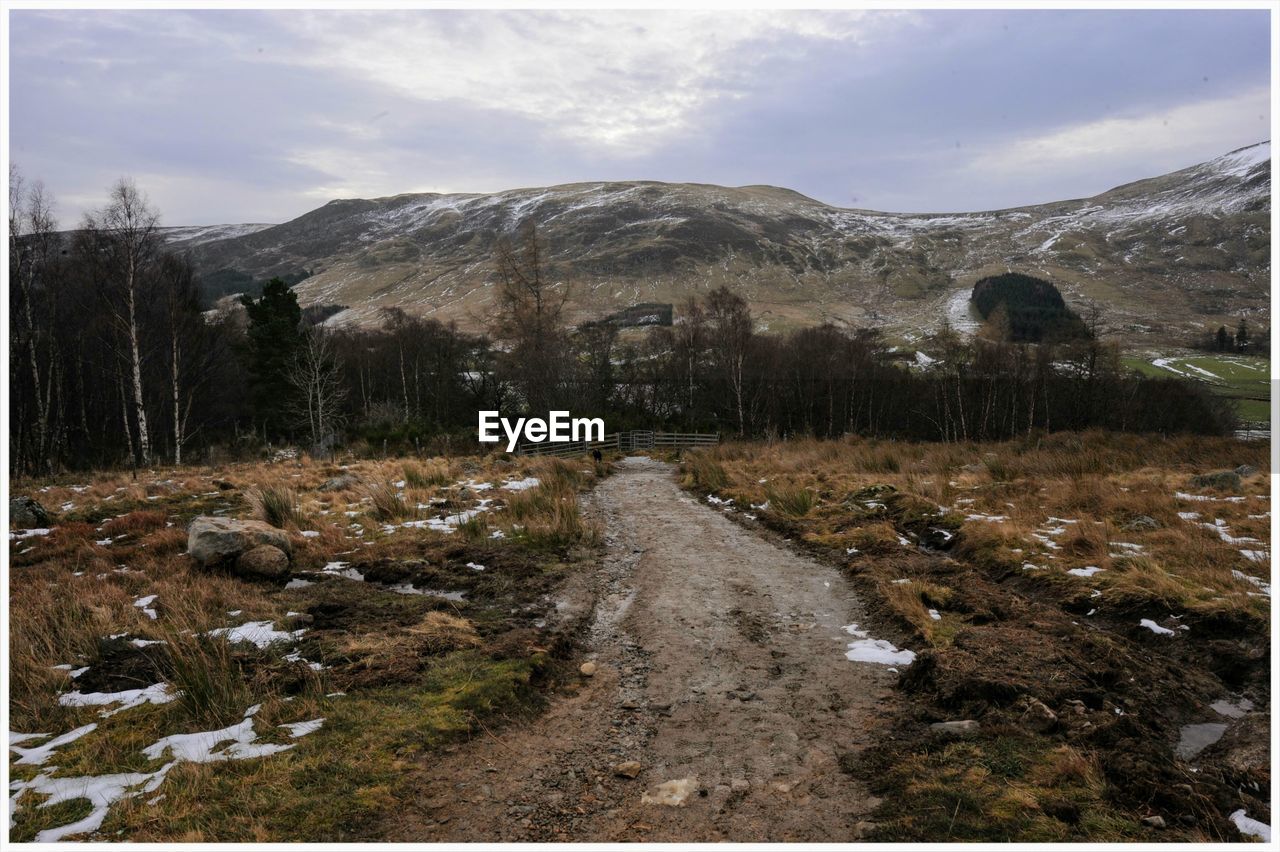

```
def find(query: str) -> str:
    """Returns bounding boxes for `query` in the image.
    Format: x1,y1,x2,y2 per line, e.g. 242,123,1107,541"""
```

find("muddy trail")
388,456,900,842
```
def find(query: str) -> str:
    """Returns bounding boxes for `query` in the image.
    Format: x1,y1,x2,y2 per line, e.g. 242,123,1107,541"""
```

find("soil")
386,456,898,842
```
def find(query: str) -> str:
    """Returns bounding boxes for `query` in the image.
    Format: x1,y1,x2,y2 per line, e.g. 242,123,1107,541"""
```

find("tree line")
9,175,1237,476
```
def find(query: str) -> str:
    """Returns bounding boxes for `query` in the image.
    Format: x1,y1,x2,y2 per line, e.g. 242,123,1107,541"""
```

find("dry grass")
8,448,608,842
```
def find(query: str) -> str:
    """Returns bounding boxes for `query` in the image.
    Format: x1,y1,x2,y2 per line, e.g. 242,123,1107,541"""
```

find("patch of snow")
9,723,98,766
1138,619,1175,636
1067,566,1104,577
206,621,304,649
278,718,324,738
133,594,158,620
1228,809,1271,843
501,477,540,491
58,683,175,716
842,623,916,666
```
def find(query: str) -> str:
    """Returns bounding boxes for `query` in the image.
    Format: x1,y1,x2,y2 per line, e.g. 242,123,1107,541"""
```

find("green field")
1122,353,1271,424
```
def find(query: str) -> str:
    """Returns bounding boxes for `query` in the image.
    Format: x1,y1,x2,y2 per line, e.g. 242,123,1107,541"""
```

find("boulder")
235,544,290,579
10,496,50,528
1123,515,1160,532
319,473,360,492
1189,471,1242,491
1234,464,1257,477
579,661,598,677
187,516,292,566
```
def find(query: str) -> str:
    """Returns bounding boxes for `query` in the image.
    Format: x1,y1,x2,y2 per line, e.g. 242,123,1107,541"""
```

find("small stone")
929,719,980,737
1063,699,1088,716
212,479,236,491
1141,815,1167,829
319,473,360,492
612,761,643,779
1021,697,1058,733
730,778,750,792
579,661,597,677
1123,515,1160,531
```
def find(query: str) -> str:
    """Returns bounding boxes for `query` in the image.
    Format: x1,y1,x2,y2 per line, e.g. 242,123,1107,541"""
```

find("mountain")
178,142,1270,343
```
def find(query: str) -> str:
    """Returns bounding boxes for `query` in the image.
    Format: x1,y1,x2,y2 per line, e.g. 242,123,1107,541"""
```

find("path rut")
389,456,898,842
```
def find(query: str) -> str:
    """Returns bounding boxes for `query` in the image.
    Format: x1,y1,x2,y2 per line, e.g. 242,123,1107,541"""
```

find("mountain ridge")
171,141,1271,343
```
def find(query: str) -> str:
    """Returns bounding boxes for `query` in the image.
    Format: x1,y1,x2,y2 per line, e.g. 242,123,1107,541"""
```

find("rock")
612,761,643,779
1063,699,1088,716
1189,471,1242,491
579,661,597,677
641,777,697,807
1141,815,1167,829
10,496,50,528
929,719,981,737
212,478,235,490
235,544,291,579
1020,697,1058,733
319,473,360,492
1234,464,1257,477
187,516,293,566
1123,515,1160,531
730,778,750,793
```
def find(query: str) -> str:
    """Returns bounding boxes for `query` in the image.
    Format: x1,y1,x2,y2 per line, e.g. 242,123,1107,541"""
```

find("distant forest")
9,173,1237,475
971,272,1090,343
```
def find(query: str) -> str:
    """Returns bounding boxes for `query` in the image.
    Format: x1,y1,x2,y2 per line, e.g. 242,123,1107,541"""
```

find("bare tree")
490,220,570,412
83,179,160,466
155,254,218,465
9,167,61,473
704,286,754,435
287,328,347,454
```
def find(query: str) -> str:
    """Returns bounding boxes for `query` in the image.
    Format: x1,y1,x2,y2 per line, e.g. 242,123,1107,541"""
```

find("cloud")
270,10,914,154
7,9,1271,224
966,86,1272,184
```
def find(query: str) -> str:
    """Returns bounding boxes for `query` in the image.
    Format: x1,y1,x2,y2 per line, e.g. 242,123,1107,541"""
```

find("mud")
386,456,896,842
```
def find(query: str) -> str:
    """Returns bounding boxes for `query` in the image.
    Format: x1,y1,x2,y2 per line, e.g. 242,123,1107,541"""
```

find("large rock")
187,516,292,566
1189,471,1242,491
318,473,359,492
235,544,291,579
10,496,50,528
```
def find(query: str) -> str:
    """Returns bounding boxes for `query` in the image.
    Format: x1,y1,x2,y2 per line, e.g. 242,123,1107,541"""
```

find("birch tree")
83,179,160,466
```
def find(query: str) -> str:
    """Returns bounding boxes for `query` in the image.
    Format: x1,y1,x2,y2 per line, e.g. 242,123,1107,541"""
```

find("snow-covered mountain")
180,142,1270,342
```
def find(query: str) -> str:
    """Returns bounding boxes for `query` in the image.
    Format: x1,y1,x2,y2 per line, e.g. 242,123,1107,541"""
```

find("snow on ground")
133,595,158,620
842,623,916,666
1232,569,1271,597
58,684,175,717
1139,619,1175,636
501,477,540,491
1067,566,1104,578
1229,809,1271,843
9,528,52,540
205,621,304,649
9,724,98,766
11,704,327,842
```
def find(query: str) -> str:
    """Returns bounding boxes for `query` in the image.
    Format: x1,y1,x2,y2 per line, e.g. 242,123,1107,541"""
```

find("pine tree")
240,278,303,438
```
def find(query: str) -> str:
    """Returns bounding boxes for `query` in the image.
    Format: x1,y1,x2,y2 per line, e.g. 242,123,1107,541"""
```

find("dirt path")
389,456,898,842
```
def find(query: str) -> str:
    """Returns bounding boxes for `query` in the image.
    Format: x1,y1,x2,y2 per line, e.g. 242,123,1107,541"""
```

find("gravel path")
388,456,897,842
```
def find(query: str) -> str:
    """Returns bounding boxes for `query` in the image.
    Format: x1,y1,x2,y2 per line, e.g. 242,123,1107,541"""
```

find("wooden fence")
514,430,719,457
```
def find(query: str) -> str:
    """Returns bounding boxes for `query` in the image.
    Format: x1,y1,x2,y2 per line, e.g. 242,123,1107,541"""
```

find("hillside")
173,142,1271,342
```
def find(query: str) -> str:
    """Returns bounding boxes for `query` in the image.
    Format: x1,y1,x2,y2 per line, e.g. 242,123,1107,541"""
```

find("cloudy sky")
9,8,1271,226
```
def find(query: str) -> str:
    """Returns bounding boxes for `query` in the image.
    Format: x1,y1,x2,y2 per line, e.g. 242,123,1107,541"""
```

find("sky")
8,8,1272,226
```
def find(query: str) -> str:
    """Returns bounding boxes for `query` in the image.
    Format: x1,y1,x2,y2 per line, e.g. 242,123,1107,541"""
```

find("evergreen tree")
1235,318,1249,353
1216,325,1230,352
240,278,303,438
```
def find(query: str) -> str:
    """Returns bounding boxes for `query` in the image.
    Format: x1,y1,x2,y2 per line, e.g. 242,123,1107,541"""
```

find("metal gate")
515,430,717,457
